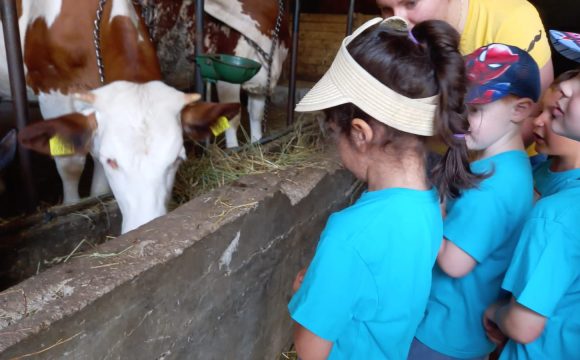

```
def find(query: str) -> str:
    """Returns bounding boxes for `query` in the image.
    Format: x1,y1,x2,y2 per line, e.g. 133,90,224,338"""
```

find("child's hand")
483,303,508,345
292,268,307,293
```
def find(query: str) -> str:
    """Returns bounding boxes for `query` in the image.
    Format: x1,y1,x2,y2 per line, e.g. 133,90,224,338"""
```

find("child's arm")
437,238,477,278
294,323,333,360
484,297,546,344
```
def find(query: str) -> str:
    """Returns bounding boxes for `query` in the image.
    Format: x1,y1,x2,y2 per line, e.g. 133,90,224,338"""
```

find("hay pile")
172,116,329,206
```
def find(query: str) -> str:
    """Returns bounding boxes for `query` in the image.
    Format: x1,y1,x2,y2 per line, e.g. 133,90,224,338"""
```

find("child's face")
376,0,448,27
551,76,580,141
533,87,576,156
465,98,515,153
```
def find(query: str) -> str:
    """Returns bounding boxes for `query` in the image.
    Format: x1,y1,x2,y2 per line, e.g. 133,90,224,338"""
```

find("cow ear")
19,113,97,156
180,102,241,140
0,129,17,171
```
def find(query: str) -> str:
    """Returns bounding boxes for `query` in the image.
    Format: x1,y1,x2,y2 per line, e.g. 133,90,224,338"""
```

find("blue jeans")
407,338,487,360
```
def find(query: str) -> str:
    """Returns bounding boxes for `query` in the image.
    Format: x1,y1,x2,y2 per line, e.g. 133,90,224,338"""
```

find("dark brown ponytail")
412,21,484,199
324,20,483,199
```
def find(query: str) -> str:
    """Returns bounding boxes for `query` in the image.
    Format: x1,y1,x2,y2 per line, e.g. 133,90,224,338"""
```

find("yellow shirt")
461,0,551,68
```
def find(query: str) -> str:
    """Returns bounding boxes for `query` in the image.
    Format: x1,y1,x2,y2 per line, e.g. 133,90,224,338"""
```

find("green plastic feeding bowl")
195,54,261,84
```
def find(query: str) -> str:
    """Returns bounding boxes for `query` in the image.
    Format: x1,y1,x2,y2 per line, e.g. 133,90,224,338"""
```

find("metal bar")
194,0,205,97
286,0,301,126
346,0,355,35
0,0,36,210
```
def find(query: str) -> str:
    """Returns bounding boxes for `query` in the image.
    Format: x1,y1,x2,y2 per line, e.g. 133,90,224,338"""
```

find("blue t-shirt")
415,150,534,358
533,159,580,198
288,188,442,360
500,181,580,360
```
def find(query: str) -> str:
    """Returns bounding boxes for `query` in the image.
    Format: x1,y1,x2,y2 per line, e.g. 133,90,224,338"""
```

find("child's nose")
394,8,409,21
533,112,546,127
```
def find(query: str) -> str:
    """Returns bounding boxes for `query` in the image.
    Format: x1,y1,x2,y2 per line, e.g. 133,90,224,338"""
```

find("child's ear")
511,98,535,124
350,118,373,148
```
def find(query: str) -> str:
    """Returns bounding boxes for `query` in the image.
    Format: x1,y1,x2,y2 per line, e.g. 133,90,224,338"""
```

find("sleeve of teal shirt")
288,235,375,342
502,218,580,317
444,186,508,263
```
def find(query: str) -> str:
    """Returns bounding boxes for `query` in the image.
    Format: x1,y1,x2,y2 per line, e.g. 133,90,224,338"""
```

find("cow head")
20,80,240,233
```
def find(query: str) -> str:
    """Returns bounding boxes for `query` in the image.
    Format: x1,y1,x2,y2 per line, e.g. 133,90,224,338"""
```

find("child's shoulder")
472,150,532,189
326,189,439,246
533,186,580,223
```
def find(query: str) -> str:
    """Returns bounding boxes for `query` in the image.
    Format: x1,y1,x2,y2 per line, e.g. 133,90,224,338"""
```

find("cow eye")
107,158,119,169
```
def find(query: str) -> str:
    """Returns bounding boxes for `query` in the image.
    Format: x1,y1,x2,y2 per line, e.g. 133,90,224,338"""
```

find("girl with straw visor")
288,16,483,359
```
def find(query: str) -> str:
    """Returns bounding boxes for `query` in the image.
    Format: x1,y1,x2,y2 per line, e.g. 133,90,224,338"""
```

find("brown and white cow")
0,0,239,233
151,0,290,148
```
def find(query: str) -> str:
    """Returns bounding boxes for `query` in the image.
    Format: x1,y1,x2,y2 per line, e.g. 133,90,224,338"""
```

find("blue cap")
464,43,541,104
549,30,580,63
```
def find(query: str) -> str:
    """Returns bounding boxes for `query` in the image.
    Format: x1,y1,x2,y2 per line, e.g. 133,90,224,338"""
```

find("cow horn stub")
184,93,201,104
73,92,96,104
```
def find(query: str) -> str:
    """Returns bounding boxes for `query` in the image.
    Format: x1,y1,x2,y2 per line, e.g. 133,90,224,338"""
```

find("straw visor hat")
295,17,439,136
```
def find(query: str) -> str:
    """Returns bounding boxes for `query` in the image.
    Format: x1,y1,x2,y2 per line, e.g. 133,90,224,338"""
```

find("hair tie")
408,30,419,45
453,133,466,139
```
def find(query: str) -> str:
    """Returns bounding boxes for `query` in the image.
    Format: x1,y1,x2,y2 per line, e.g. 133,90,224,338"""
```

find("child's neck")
366,153,429,191
480,128,524,160
550,153,580,172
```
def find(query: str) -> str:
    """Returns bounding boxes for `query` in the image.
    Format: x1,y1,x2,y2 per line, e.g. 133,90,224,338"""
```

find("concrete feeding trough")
0,148,358,359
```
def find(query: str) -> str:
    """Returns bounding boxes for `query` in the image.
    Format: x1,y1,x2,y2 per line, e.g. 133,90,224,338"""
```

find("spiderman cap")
464,43,541,105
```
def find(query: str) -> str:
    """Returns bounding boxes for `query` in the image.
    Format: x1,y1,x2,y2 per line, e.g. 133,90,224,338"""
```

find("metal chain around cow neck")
94,0,107,84
93,0,156,85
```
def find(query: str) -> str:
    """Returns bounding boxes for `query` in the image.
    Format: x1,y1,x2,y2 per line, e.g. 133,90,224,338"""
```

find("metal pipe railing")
346,0,356,35
0,0,36,210
286,0,301,126
194,0,205,98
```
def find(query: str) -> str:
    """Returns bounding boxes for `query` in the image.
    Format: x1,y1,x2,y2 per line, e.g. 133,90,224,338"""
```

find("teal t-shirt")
500,181,580,360
533,159,580,198
288,188,442,360
415,150,534,358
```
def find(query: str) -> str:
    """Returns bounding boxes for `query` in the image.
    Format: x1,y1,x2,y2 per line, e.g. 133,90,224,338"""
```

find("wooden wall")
296,13,376,81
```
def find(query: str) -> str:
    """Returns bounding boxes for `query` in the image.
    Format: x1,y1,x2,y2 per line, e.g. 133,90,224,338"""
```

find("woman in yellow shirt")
377,0,553,156
376,0,553,93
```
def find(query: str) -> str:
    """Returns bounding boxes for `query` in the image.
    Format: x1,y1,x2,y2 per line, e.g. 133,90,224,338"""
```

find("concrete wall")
0,159,357,359
0,196,121,291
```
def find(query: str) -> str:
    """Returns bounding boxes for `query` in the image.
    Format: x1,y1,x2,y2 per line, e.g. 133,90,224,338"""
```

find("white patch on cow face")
110,0,143,42
86,81,187,233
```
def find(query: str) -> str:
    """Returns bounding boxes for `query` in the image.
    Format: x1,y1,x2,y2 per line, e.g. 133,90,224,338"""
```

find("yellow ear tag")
210,116,231,136
49,136,76,157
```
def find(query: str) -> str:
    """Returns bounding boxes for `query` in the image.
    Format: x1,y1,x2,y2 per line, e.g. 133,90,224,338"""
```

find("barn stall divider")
0,157,358,358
